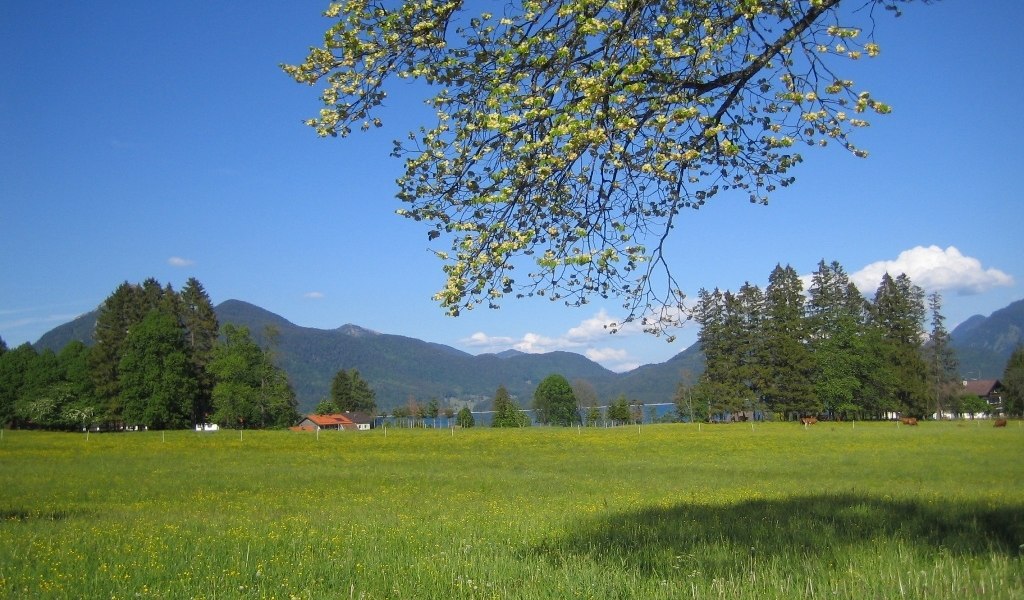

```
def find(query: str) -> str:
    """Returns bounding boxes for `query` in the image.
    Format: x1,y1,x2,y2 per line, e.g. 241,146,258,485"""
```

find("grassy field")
0,421,1021,599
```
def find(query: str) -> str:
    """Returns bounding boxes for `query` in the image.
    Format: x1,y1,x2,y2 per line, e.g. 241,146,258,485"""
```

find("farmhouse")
962,379,1005,415
294,412,373,431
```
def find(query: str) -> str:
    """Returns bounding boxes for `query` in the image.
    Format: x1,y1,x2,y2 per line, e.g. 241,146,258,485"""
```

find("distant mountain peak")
337,323,378,337
494,349,526,359
215,299,296,330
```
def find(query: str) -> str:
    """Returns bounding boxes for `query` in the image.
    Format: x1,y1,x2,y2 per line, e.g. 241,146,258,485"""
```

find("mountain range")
33,297,1023,413
34,300,703,412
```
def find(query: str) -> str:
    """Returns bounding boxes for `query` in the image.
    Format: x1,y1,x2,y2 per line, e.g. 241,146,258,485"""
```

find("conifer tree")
735,282,767,405
180,277,220,423
456,406,475,428
491,385,527,427
761,265,816,417
925,291,959,419
1002,346,1024,417
330,368,377,413
807,260,868,419
867,273,928,417
89,281,145,415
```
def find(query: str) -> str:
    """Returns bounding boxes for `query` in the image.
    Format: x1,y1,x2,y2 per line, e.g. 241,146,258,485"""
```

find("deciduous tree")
208,325,299,428
533,373,578,426
606,394,632,425
119,311,198,429
286,0,913,330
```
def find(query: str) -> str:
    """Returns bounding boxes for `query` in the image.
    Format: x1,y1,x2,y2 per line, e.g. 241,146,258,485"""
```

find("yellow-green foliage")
1,422,1022,598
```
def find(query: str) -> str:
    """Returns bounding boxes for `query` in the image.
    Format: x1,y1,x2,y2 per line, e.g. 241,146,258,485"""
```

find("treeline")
0,278,298,431
682,261,963,421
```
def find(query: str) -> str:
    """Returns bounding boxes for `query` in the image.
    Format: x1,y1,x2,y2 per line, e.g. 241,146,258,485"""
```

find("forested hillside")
22,281,1024,417
32,298,694,411
950,299,1024,379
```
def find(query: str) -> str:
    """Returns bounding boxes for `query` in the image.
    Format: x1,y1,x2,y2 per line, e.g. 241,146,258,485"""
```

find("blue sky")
2,1,1021,372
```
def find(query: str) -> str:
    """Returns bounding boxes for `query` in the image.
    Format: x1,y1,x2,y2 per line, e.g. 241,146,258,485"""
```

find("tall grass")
0,422,1021,598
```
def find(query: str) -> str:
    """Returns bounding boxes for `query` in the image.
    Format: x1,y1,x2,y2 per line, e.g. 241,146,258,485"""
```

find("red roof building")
295,413,357,431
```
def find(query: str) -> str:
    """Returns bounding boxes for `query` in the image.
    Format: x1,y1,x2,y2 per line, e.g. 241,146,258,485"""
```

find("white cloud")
303,291,326,299
167,256,195,267
460,310,643,371
513,332,564,354
851,246,1014,295
566,309,620,341
463,331,515,348
585,347,639,372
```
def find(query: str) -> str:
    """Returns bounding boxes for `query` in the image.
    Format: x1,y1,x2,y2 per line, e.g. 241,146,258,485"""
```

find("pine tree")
456,406,475,428
1002,346,1024,417
330,368,377,413
761,265,816,418
925,292,960,419
735,282,767,408
89,282,145,417
868,273,928,418
180,278,219,422
491,385,527,427
806,260,869,419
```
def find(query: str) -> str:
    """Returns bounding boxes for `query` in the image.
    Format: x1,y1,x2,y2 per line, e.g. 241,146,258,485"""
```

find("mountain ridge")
33,299,699,411
31,296,1023,411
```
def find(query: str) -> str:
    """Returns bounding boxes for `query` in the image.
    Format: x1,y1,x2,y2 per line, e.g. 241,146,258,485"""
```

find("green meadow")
1,422,1021,599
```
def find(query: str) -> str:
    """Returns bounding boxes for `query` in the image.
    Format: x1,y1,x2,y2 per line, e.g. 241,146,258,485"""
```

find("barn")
294,413,375,431
294,413,357,431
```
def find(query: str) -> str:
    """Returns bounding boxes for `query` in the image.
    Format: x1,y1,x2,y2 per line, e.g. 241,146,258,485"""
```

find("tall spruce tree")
491,385,527,427
762,264,816,418
89,281,145,418
180,278,220,422
330,368,377,414
807,260,868,419
925,291,959,419
693,288,746,417
1002,346,1024,417
868,273,928,417
735,282,767,408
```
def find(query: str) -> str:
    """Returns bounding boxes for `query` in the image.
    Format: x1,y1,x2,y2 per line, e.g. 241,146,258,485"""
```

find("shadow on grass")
538,494,1023,573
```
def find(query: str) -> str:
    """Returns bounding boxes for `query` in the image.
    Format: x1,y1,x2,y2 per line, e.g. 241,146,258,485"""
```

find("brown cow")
900,417,918,426
994,418,1008,428
799,416,817,426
